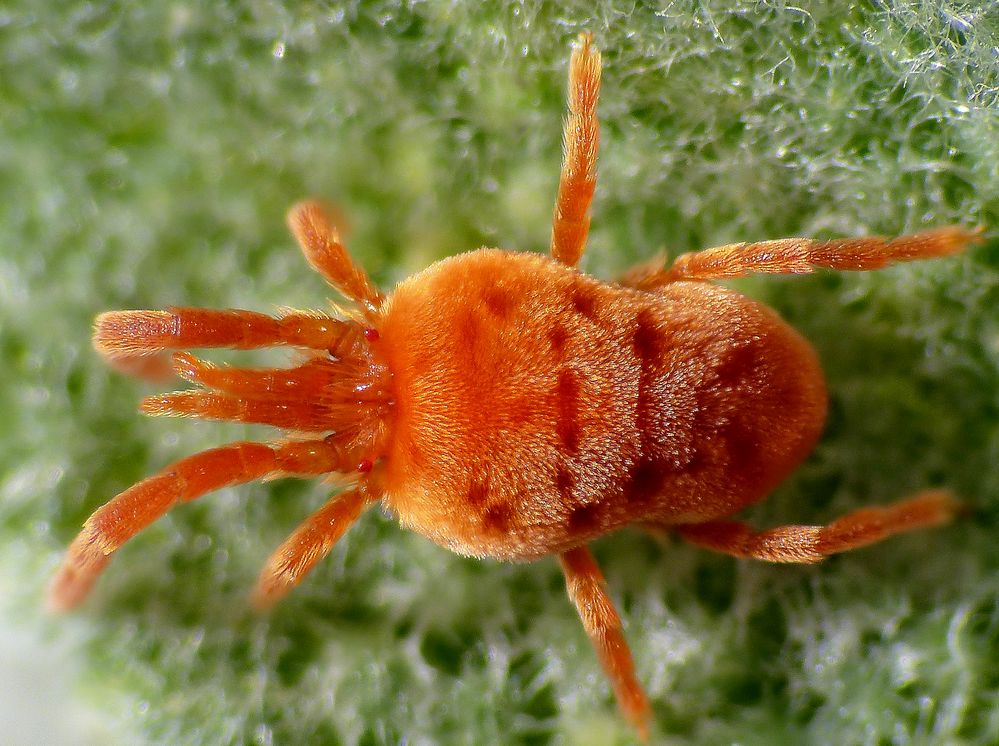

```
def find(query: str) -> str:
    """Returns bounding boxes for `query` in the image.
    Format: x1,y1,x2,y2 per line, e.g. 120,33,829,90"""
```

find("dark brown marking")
555,462,575,502
467,474,489,506
482,285,514,319
632,309,662,365
568,502,601,534
548,324,569,355
679,442,708,474
457,308,479,350
625,456,665,505
633,308,665,475
483,503,512,534
571,282,599,321
556,368,582,455
714,343,758,390
721,419,761,475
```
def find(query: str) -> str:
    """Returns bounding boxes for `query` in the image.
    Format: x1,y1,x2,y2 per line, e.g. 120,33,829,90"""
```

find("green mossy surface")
2,1,998,744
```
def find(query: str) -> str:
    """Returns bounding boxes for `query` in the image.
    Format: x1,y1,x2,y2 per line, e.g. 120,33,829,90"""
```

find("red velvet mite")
50,33,982,740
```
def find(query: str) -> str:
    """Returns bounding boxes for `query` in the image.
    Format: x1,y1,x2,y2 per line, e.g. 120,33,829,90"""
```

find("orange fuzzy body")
378,249,828,560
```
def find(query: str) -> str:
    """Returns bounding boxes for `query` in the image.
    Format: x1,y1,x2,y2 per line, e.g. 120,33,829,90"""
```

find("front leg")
94,307,357,359
559,545,650,741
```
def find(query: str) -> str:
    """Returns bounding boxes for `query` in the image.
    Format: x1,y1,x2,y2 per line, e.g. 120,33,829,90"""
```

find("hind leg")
620,226,983,289
559,545,650,741
672,490,961,563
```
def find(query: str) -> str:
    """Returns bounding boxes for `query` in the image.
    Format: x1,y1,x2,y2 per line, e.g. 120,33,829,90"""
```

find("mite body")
381,249,826,560
51,34,981,740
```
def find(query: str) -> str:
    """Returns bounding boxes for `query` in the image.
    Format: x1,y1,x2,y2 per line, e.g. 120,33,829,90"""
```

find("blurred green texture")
2,2,997,744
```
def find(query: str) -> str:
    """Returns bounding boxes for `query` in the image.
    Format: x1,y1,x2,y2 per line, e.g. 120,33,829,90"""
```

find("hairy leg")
139,358,372,432
94,306,360,360
168,352,342,399
287,200,384,316
101,351,176,382
560,545,650,741
550,33,601,268
621,225,983,289
140,353,344,431
140,390,374,432
252,486,374,608
673,490,961,563
48,436,358,611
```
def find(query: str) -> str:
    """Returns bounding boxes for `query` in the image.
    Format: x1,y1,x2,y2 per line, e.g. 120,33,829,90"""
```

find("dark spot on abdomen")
482,285,514,318
571,281,600,322
568,502,601,534
627,307,673,504
482,503,512,534
714,343,759,390
548,324,569,356
556,368,582,455
467,474,490,507
624,456,666,505
457,309,479,349
632,308,663,365
555,462,575,502
721,418,762,475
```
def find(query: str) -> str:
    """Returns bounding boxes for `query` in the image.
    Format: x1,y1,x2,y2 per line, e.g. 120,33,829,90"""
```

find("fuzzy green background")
2,1,998,744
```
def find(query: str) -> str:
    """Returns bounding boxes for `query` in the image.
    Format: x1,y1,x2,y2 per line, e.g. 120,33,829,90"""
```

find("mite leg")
94,307,359,360
550,33,601,268
286,200,384,316
167,352,379,402
621,225,984,289
560,545,650,742
139,389,369,432
140,353,382,431
48,437,355,611
102,352,176,382
251,486,373,609
673,490,961,563
169,352,334,399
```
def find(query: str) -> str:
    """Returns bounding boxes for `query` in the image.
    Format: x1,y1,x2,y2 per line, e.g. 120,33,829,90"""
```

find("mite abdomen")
378,249,826,560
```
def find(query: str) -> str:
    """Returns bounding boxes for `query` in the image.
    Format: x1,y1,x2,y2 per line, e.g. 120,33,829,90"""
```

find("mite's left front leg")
560,545,650,741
